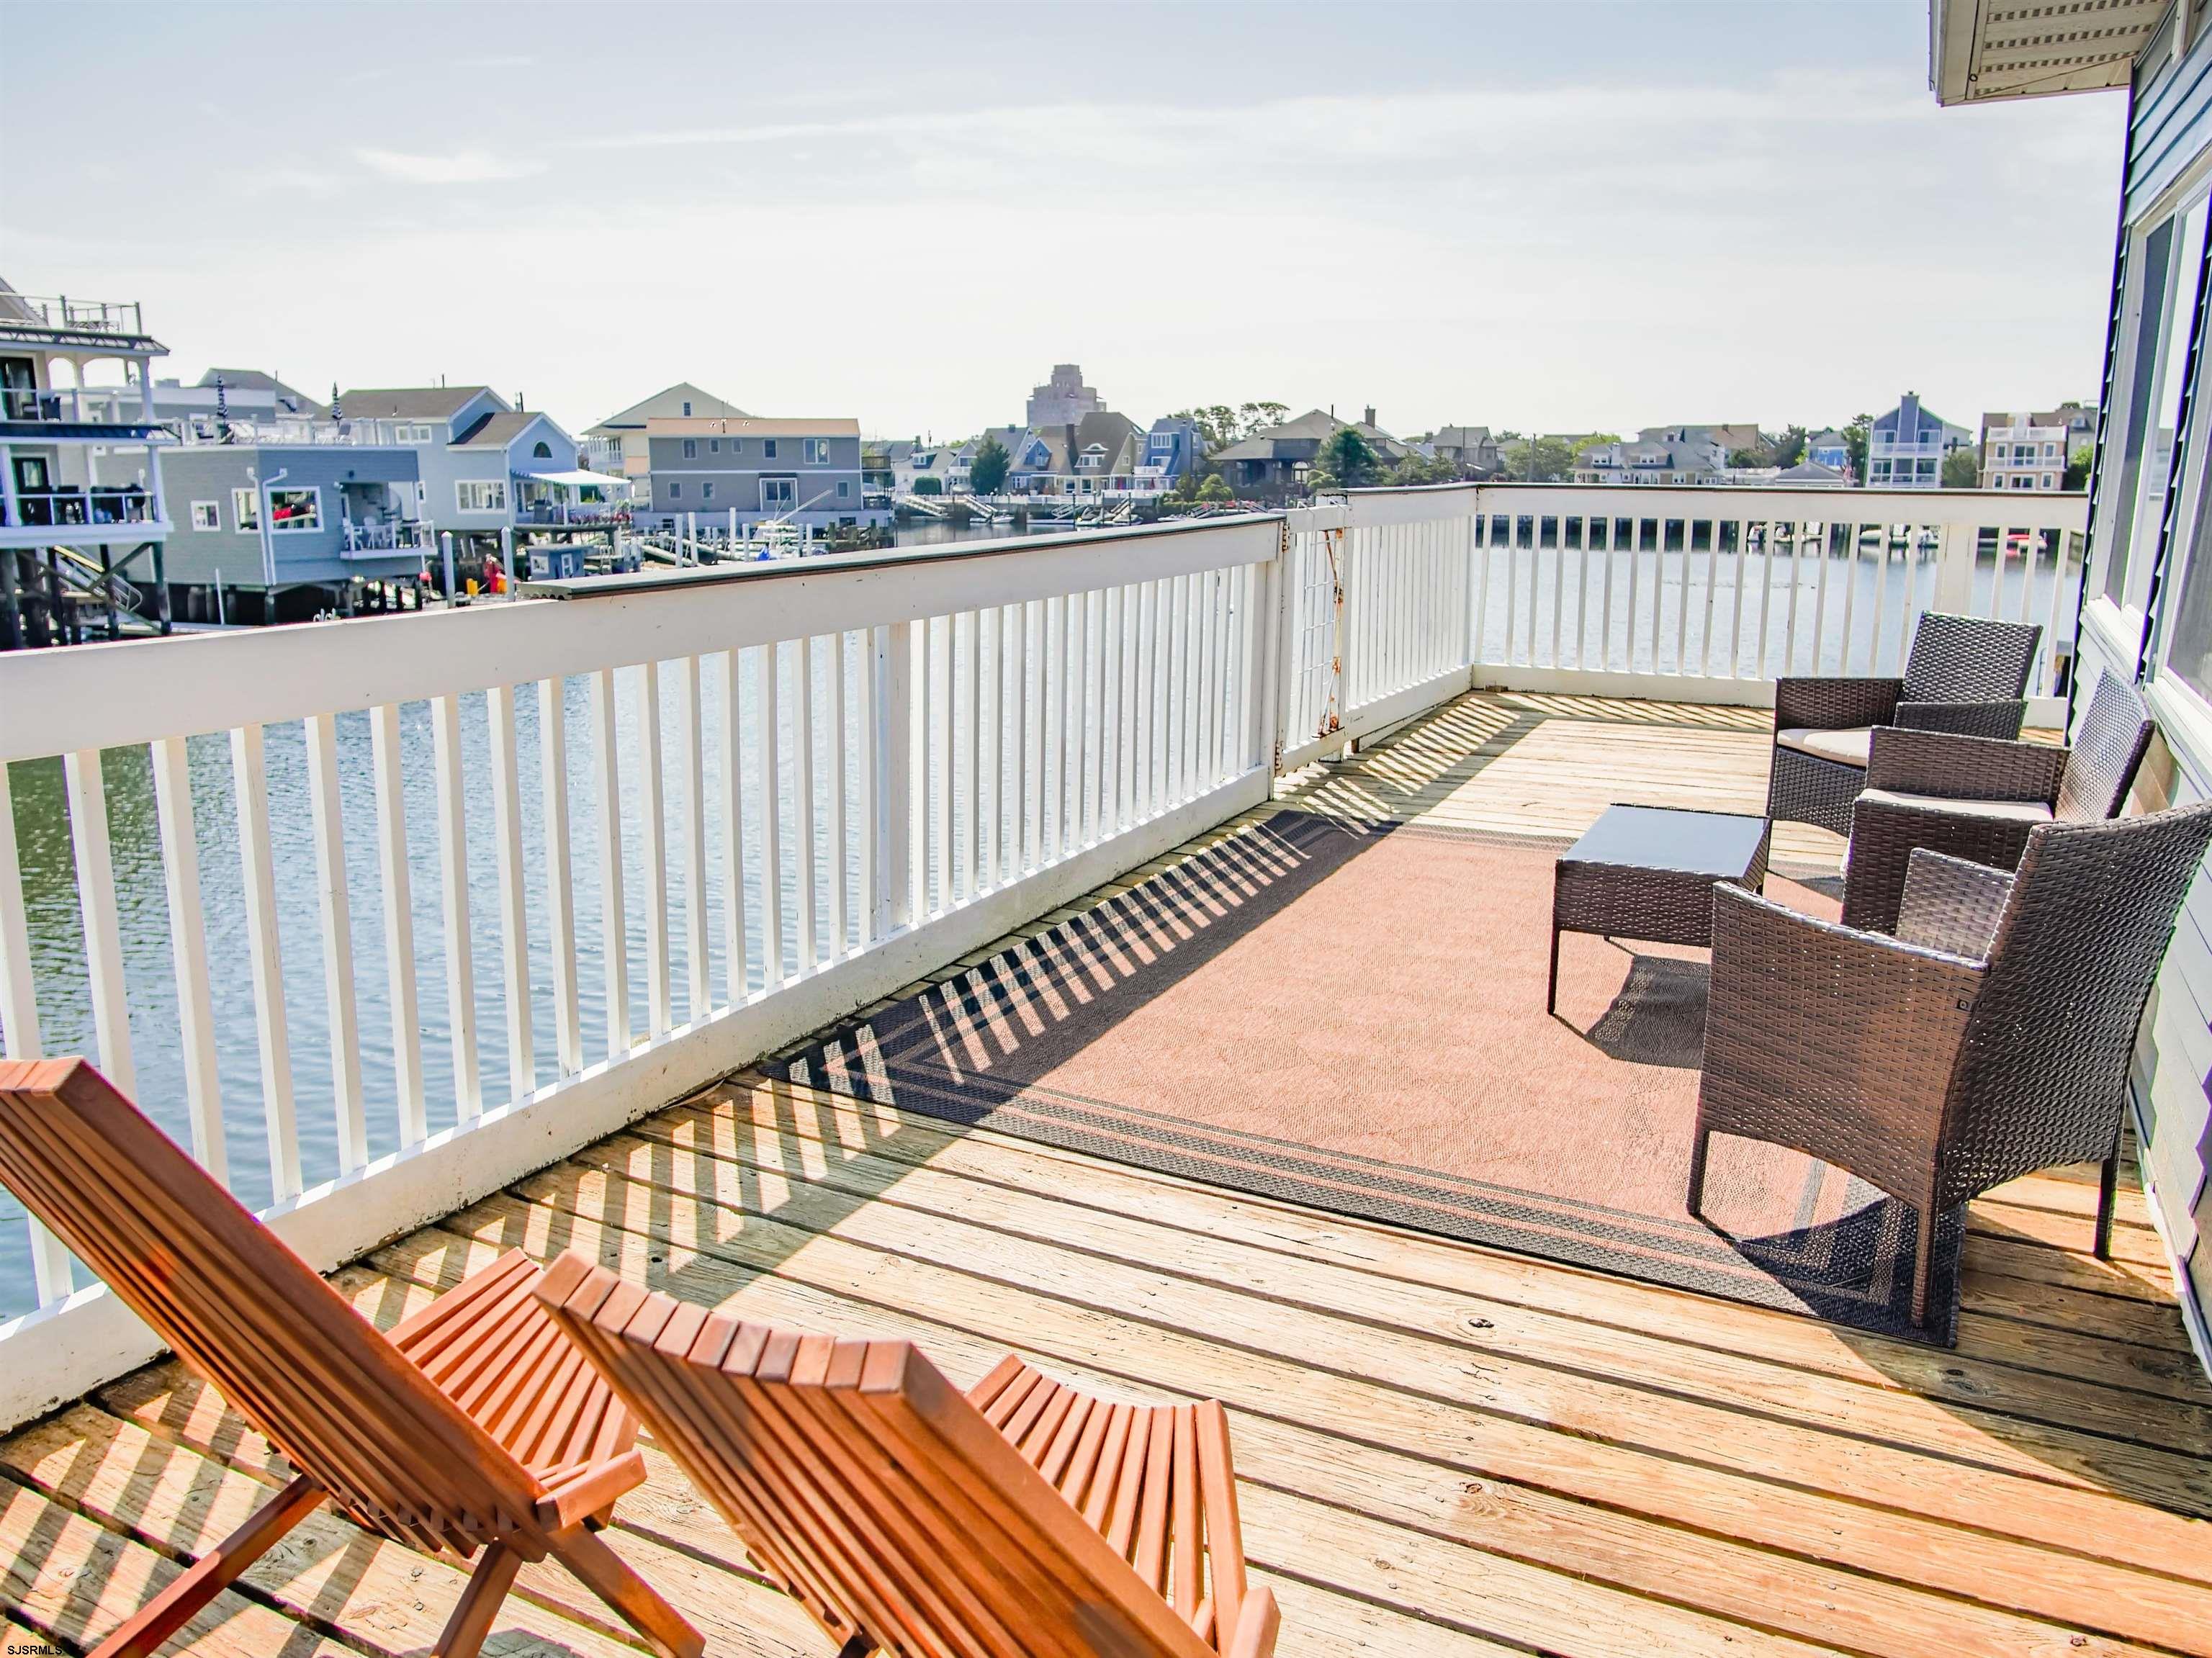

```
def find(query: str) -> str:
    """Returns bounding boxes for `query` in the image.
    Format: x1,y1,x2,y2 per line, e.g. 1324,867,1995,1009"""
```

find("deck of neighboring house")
3,693,2208,1658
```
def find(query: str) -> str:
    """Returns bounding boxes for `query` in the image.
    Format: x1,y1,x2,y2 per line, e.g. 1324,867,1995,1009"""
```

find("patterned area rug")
773,809,1964,1342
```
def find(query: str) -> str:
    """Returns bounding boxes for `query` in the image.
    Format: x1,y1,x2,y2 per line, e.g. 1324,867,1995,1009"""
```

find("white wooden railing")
0,482,2087,1425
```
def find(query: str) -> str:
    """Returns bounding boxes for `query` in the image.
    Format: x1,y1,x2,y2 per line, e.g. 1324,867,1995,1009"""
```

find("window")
681,400,693,417
729,438,742,455
683,438,698,459
189,500,219,531
669,482,683,500
837,479,850,498
709,438,720,453
532,440,552,459
804,437,830,464
763,439,778,459
702,481,715,500
232,487,259,531
761,477,796,509
267,487,320,531
457,479,508,513
2103,199,2210,608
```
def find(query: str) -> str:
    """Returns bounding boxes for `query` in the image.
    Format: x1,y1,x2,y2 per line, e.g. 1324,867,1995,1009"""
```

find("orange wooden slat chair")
0,1058,703,1658
534,1250,1283,1658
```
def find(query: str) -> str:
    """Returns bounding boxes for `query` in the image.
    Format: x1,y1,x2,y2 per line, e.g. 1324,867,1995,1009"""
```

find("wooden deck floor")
5,692,2209,1658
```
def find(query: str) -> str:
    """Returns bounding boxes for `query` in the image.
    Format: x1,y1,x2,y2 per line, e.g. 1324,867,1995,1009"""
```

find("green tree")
1500,433,1583,482
969,434,1010,496
2065,445,2093,490
1389,452,1462,486
1195,473,1232,503
1316,425,1379,487
912,476,943,496
1843,414,1872,485
1238,401,1288,438
1941,446,1982,489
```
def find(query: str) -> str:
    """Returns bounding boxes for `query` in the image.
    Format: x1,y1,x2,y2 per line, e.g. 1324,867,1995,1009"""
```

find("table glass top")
1560,805,1768,877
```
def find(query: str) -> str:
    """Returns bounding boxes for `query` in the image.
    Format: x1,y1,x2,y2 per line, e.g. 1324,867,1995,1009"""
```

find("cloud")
351,147,546,185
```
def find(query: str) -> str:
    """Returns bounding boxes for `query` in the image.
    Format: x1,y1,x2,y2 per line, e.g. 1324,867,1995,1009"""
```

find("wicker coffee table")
1548,805,1772,1013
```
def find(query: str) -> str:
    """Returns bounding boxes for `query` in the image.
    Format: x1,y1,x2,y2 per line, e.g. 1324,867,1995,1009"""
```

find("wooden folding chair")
534,1250,1282,1658
0,1058,702,1658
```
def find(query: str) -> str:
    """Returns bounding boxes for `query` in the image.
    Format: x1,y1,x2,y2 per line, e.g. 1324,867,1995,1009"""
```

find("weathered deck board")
4,691,2206,1658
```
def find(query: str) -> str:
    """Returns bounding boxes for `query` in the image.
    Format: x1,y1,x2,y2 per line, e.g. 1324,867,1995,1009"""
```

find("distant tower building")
1025,364,1104,428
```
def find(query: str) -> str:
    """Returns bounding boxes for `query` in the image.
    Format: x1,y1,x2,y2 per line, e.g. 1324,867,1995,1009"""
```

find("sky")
4,0,2128,444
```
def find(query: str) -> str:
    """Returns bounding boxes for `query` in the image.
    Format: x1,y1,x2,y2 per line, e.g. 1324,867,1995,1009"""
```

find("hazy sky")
6,1,2126,442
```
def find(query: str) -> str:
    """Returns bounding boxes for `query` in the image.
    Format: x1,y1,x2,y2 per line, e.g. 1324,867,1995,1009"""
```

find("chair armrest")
1863,727,2068,802
1894,698,2028,742
1226,1586,1282,1658
1894,849,2015,960
1773,676,1902,732
1840,785,2041,934
1699,886,1982,1198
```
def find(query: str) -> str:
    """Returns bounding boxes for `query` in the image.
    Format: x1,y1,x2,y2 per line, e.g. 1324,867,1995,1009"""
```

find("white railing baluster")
855,631,878,942
1144,578,1164,814
485,685,535,1091
537,680,583,1076
878,623,912,937
1022,601,1043,872
588,668,631,1055
370,703,427,1137
830,631,851,952
639,660,671,1035
431,695,483,1116
230,724,300,1200
0,760,73,1305
302,713,365,1168
1726,522,1748,677
63,749,132,1100
961,612,981,893
794,637,818,970
150,736,224,1181
756,643,786,980
980,610,1002,890
720,649,752,991
675,656,710,1012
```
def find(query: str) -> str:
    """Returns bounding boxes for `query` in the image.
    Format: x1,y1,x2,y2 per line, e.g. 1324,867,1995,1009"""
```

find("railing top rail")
1471,481,2090,530
0,513,1282,765
523,511,1285,600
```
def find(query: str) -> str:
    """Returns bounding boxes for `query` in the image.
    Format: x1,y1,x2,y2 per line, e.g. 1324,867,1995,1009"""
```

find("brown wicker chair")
1767,611,2044,836
1840,671,2156,934
1692,802,2212,1332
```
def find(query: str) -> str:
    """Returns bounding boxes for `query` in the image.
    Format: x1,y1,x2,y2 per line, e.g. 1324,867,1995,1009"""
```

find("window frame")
232,487,259,531
266,486,323,533
189,500,220,531
455,478,509,514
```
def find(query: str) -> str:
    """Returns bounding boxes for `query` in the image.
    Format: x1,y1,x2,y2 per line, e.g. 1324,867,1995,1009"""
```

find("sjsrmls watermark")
4,1642,61,1655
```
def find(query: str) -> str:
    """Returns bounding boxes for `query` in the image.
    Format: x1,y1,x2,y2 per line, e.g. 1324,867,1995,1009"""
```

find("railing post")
875,620,913,937
1253,525,1287,775
1932,518,1976,616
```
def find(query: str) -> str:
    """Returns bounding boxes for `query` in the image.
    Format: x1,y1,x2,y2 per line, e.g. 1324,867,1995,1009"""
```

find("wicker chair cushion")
1856,786,2054,824
1777,726,1874,767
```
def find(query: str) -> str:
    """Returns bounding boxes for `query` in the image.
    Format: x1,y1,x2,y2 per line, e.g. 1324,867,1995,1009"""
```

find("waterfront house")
1138,415,1205,492
585,382,746,496
150,434,428,621
1573,424,1732,485
0,279,173,646
1865,391,1971,488
1979,411,2071,491
1208,407,1411,497
1805,427,1851,472
338,385,589,565
641,415,885,533
1423,423,1505,477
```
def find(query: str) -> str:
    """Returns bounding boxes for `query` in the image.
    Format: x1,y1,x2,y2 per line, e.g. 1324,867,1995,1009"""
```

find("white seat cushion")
1776,726,1873,767
1856,787,2053,825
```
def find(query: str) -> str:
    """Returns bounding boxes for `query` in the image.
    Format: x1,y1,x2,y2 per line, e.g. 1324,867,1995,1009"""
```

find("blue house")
1141,417,1203,489
1806,428,1851,473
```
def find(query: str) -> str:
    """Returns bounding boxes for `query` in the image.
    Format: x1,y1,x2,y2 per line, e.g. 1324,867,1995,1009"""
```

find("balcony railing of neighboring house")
513,500,631,526
341,519,435,556
171,418,385,448
1,488,158,529
1,294,145,337
0,479,2090,1420
0,386,160,426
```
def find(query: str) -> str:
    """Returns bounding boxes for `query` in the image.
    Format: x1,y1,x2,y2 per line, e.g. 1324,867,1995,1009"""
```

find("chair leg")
552,1520,706,1658
432,1541,522,1658
1909,1205,1936,1330
1684,1126,1710,1218
92,1474,324,1658
2095,1145,2121,1261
